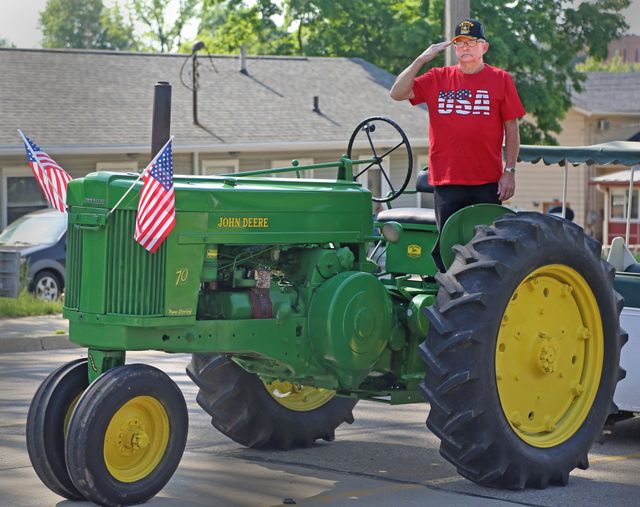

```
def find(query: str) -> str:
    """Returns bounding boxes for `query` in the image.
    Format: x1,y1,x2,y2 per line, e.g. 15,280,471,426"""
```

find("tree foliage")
577,52,640,73
132,0,202,52
185,0,294,54
39,0,137,50
0,37,16,48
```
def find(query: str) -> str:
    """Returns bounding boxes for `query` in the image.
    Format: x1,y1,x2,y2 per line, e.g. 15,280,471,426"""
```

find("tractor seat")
376,171,437,225
377,207,436,226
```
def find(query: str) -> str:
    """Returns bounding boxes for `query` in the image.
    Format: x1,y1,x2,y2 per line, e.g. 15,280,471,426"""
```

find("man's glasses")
452,39,484,47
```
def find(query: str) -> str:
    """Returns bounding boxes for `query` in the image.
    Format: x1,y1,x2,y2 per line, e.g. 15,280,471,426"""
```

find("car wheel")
32,270,63,301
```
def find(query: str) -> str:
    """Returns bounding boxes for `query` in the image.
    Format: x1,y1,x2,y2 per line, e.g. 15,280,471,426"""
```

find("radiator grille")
64,225,83,309
106,210,165,315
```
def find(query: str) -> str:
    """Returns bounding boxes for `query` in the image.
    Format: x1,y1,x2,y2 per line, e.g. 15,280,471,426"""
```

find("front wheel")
187,353,357,449
26,358,88,500
65,364,188,507
420,212,626,489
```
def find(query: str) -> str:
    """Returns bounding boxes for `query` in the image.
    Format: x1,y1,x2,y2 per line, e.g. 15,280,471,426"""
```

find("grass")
0,290,63,318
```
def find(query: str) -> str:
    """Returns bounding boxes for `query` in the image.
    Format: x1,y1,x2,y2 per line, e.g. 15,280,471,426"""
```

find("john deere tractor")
26,113,625,506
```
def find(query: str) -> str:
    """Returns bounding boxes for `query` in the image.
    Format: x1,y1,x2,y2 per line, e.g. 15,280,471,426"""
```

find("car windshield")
0,213,66,246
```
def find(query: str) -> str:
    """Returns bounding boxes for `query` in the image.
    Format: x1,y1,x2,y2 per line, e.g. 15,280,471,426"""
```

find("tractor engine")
197,244,395,388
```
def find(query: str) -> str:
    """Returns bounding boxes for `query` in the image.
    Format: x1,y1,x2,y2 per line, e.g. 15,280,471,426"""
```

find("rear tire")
420,212,626,489
187,353,357,449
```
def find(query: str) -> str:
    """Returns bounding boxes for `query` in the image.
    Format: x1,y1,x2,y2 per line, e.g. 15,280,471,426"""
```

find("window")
610,189,639,221
96,161,138,173
202,159,239,176
356,155,392,214
1,167,49,228
357,155,391,197
271,158,314,178
417,155,432,208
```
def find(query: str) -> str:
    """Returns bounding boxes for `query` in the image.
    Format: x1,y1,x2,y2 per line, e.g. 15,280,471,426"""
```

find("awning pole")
626,166,637,244
562,164,568,218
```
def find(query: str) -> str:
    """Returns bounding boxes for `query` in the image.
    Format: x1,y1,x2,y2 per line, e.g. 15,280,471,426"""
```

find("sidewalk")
0,314,75,353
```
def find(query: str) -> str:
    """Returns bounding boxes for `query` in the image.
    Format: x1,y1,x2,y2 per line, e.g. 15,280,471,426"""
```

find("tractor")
25,96,625,506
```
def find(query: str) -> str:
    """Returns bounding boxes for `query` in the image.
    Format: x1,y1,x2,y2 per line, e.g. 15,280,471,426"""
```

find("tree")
0,37,15,48
39,0,137,50
131,0,202,52
280,0,437,72
184,0,294,55
100,3,139,50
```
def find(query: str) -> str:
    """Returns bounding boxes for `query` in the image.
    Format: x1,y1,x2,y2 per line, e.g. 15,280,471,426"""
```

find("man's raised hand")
417,41,452,64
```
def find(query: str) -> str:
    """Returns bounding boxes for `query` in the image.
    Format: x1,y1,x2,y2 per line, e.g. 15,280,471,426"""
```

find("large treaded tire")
187,353,357,449
420,212,626,489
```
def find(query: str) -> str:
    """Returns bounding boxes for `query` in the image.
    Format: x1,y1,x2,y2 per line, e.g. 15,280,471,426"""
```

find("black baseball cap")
452,19,487,41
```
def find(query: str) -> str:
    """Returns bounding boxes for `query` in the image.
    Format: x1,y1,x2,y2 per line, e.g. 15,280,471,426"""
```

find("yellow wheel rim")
63,392,82,441
103,396,170,483
496,264,604,448
264,380,336,411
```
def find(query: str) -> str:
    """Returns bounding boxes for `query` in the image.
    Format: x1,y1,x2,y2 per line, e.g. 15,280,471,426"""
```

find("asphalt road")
1,349,639,507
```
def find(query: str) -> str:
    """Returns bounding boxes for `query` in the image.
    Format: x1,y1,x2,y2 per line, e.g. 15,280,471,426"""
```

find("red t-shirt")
410,64,525,185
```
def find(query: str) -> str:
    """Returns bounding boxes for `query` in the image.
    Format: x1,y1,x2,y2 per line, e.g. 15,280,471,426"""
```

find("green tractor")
26,113,625,506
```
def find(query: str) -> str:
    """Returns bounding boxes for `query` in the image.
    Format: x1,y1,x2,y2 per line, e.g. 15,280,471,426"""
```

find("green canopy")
517,141,640,167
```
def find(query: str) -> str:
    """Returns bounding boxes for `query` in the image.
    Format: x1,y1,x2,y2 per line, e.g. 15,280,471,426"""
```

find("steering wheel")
346,116,413,203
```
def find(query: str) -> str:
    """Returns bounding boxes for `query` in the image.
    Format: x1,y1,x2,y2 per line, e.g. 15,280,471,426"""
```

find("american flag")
134,139,176,253
20,132,72,213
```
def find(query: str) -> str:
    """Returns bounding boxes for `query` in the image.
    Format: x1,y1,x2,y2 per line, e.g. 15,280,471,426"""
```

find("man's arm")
497,119,520,201
503,119,520,169
389,41,451,101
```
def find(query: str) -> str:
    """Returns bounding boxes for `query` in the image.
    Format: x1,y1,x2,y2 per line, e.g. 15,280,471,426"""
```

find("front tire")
187,353,357,449
420,212,626,489
26,358,88,500
65,364,188,507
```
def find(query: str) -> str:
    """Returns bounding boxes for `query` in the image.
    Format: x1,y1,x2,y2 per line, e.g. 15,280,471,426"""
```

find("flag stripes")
19,131,72,213
134,139,176,253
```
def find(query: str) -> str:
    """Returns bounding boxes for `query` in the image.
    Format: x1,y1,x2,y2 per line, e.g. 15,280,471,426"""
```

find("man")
390,18,525,270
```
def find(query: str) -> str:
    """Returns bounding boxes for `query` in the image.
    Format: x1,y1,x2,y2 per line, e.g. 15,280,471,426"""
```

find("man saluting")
390,18,525,271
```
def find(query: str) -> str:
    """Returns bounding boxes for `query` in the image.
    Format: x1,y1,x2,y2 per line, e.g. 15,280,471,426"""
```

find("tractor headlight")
381,221,402,243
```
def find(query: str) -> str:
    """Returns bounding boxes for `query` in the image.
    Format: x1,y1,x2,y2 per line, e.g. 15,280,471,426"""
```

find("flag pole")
17,129,66,214
108,136,174,216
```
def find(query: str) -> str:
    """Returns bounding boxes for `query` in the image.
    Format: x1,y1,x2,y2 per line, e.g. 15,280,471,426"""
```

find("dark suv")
0,209,66,300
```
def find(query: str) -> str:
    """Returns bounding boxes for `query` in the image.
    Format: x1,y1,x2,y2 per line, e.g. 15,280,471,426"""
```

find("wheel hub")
537,335,560,374
117,419,150,455
495,264,604,448
104,396,169,482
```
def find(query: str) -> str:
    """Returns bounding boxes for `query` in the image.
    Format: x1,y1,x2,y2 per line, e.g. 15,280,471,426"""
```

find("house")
592,167,640,245
510,72,640,244
0,48,431,228
607,35,640,64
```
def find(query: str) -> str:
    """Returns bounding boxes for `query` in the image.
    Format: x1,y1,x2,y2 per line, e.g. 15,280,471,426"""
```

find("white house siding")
510,162,589,230
510,111,591,233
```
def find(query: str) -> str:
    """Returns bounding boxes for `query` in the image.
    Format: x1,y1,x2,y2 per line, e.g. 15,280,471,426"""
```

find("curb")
0,335,80,353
